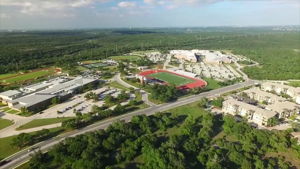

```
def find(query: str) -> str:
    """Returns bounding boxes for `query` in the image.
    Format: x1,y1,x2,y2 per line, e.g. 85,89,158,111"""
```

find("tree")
241,159,253,169
150,84,178,102
211,97,224,108
198,98,208,108
191,87,204,94
25,101,297,169
91,105,100,113
116,91,129,102
12,133,32,148
20,107,29,114
113,104,125,115
62,118,83,129
51,97,60,105
118,62,126,74
104,95,115,105
267,117,279,127
85,92,98,101
29,150,51,169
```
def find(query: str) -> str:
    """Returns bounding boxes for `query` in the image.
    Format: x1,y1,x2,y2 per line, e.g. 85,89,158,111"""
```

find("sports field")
0,68,59,85
109,55,141,61
148,72,195,86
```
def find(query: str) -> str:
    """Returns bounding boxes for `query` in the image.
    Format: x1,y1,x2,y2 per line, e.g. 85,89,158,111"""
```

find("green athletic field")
0,68,57,85
109,55,140,61
148,72,194,86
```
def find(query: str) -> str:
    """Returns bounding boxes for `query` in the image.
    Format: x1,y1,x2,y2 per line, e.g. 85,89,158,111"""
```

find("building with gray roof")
0,76,98,112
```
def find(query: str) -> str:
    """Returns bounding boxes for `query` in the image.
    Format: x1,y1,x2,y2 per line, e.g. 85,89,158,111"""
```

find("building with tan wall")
261,82,300,104
222,98,277,126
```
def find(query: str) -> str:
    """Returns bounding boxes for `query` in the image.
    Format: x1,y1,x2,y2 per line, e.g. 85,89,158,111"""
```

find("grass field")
109,55,141,61
0,107,20,114
0,135,21,160
203,78,223,90
16,117,73,130
0,127,65,160
108,81,129,91
81,60,101,64
130,50,159,55
0,73,15,80
1,107,11,112
15,162,29,169
0,118,13,130
0,103,7,107
7,109,20,114
148,72,194,86
0,68,57,85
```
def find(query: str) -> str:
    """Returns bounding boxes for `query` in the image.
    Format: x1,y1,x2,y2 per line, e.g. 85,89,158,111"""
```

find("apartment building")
261,82,300,104
243,87,285,104
266,101,300,118
222,98,277,126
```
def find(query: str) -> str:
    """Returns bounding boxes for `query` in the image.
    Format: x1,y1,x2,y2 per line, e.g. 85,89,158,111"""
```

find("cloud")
144,0,300,9
118,1,137,8
0,0,110,15
144,0,165,5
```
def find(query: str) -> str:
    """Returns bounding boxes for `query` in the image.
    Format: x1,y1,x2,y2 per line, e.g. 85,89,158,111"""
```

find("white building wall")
222,104,237,115
239,108,248,117
251,113,264,126
296,96,300,104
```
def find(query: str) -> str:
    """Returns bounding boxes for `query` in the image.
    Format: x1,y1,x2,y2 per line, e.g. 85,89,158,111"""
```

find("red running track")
138,69,207,90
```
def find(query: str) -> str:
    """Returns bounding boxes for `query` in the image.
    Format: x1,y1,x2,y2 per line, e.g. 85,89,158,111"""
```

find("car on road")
27,146,39,152
0,160,11,166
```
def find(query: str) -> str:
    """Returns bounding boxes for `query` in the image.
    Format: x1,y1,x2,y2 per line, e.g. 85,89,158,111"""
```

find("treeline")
11,129,63,149
27,108,300,169
1,29,299,80
62,98,143,130
149,84,179,102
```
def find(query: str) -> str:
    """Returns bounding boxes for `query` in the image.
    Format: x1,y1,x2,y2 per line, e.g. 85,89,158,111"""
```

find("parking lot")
184,62,241,81
37,87,127,118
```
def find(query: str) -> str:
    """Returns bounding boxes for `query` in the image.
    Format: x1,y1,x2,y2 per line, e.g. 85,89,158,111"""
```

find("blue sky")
0,0,299,29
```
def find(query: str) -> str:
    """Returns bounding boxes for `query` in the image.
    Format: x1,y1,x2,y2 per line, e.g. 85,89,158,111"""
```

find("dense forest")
27,105,300,169
0,28,299,80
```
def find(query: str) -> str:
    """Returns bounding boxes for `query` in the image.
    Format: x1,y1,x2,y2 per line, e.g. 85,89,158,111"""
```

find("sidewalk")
0,123,62,138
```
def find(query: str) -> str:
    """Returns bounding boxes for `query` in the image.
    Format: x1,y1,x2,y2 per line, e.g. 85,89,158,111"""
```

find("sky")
0,0,299,30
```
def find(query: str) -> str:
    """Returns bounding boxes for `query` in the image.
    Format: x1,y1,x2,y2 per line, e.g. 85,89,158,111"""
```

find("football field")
148,72,195,86
0,68,58,85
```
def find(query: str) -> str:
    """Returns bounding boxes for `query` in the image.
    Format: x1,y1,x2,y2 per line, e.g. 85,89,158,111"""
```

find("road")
0,87,109,138
0,80,256,169
140,90,156,107
112,73,156,106
113,73,137,89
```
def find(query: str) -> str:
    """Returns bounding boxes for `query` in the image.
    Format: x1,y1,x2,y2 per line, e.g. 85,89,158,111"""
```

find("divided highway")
1,80,256,169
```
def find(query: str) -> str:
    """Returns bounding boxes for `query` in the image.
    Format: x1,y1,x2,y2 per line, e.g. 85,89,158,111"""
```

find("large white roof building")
195,50,232,64
170,50,199,63
0,90,23,101
170,50,233,64
0,76,98,112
